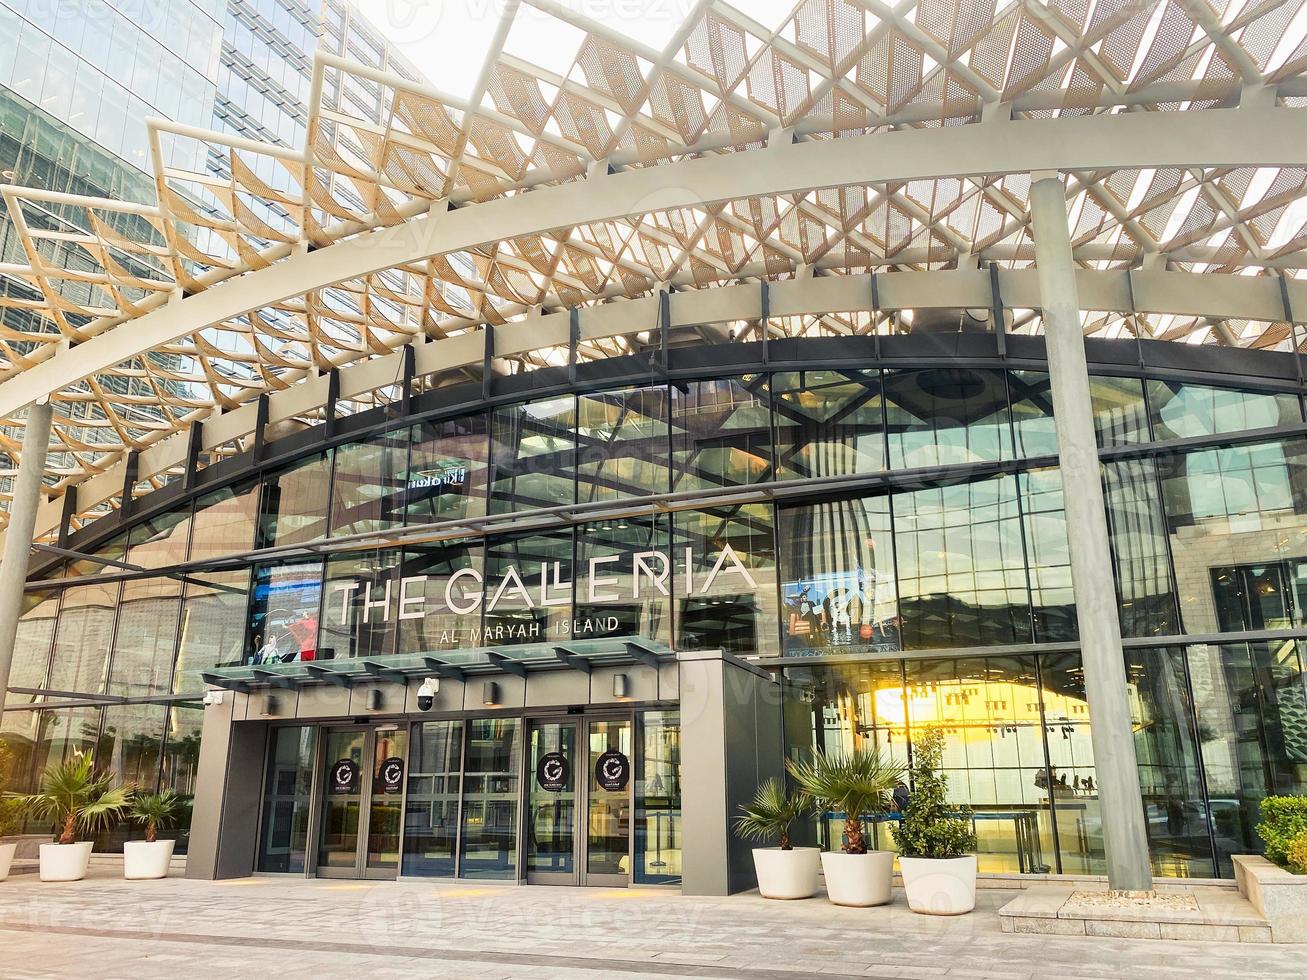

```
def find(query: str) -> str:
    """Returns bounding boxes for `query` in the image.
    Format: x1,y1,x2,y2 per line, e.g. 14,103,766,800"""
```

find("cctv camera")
416,676,440,711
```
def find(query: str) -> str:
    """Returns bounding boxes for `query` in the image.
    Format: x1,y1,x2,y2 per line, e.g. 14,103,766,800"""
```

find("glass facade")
7,362,1306,875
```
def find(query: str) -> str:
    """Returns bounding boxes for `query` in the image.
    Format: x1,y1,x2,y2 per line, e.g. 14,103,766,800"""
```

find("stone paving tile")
0,873,1305,979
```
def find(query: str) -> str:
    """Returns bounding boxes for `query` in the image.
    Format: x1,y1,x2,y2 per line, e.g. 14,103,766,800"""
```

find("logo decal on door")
536,751,570,792
330,758,359,794
595,750,630,792
379,756,404,794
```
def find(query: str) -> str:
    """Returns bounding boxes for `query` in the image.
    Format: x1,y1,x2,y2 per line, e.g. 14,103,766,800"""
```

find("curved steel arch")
3,106,1305,424
26,264,1305,544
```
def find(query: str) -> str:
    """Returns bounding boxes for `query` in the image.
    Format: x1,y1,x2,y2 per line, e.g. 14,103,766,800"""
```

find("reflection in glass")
398,542,483,653
1019,469,1077,643
670,376,771,491
329,433,408,536
894,475,1030,649
258,726,316,873
367,728,407,871
159,706,203,854
174,570,249,693
406,415,489,523
245,560,323,665
459,718,520,879
403,721,465,877
489,396,576,514
587,719,632,878
778,494,899,656
576,385,670,501
574,516,670,646
1103,458,1179,638
1039,654,1101,875
257,453,331,548
771,370,885,479
1186,640,1307,876
1124,648,1214,877
317,729,366,870
98,703,164,794
1160,439,1307,635
49,583,117,696
526,722,577,876
1148,381,1301,442
125,507,191,569
885,368,1012,468
905,657,1056,874
483,530,573,646
188,482,259,562
1007,371,1058,458
106,577,180,697
635,711,681,884
1089,376,1150,446
10,591,58,702
675,504,778,657
320,550,401,661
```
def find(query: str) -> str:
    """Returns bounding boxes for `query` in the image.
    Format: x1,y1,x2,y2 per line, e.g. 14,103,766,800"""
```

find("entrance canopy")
202,636,673,693
0,0,1305,541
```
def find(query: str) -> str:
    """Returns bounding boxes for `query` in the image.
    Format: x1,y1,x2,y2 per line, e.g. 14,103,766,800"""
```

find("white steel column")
0,398,52,727
1029,173,1153,892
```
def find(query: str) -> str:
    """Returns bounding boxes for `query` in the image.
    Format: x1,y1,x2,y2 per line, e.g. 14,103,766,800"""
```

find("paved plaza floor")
0,870,1302,979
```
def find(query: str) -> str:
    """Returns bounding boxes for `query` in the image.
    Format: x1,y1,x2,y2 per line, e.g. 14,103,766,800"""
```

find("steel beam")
1,107,1304,428
1030,173,1152,892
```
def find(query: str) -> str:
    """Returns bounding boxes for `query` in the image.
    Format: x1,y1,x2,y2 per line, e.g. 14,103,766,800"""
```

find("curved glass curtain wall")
4,363,1307,876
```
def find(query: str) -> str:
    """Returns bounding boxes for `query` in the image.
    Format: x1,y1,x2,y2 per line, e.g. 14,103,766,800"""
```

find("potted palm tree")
892,728,978,915
734,777,819,899
788,747,906,907
14,753,129,882
124,790,182,880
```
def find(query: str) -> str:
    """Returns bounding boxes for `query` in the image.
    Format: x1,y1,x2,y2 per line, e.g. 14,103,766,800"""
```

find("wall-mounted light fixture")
369,688,385,711
482,681,500,707
264,694,280,716
613,673,630,701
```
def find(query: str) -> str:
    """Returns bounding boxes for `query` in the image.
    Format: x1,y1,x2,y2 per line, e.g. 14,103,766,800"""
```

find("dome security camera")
416,677,440,711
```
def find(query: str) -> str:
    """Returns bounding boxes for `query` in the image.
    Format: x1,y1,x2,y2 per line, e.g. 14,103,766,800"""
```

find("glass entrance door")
525,715,632,886
316,725,408,879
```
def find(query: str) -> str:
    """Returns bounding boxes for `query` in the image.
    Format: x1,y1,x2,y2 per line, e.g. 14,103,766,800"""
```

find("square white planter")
820,850,894,907
0,842,15,881
124,840,176,880
39,842,93,882
898,855,977,915
752,847,820,900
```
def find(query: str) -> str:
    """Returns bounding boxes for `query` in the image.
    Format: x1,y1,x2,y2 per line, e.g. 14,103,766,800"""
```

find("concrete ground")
0,869,1303,979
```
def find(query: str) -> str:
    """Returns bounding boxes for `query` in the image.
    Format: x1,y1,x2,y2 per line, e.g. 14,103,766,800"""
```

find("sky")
354,0,797,99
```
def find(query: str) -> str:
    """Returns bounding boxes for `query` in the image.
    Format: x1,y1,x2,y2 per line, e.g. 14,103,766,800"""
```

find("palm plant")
129,791,181,844
13,753,129,845
734,778,810,850
787,748,906,855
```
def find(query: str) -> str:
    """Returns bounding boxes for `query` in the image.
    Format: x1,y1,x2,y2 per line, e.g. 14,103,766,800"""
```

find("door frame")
521,709,636,887
310,721,409,880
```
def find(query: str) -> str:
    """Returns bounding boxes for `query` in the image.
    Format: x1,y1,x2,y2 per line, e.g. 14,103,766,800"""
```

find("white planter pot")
820,850,894,907
39,842,93,882
899,855,977,915
0,842,15,881
123,840,175,880
751,847,820,900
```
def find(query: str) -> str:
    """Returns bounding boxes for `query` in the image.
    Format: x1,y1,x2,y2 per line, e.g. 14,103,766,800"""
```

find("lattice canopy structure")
1,0,1306,542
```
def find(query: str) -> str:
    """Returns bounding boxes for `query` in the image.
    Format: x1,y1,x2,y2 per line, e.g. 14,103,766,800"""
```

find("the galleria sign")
331,545,758,639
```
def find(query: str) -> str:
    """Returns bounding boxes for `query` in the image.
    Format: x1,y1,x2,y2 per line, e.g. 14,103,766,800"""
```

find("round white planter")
751,847,820,900
820,850,894,907
123,839,175,880
39,842,93,882
898,855,977,915
0,842,15,882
